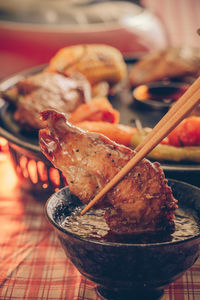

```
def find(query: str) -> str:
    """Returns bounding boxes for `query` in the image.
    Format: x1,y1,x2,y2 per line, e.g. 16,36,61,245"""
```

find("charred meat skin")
17,71,91,100
6,72,91,130
39,110,177,235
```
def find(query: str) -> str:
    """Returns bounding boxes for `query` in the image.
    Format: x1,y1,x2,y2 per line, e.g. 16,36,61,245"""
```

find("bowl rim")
133,81,190,110
45,178,200,248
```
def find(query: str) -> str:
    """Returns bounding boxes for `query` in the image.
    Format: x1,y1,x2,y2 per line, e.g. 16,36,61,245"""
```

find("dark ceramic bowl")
45,179,200,300
133,81,189,110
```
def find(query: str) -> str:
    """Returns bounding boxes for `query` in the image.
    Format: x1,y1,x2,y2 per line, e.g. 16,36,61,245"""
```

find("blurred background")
0,0,165,79
0,0,199,79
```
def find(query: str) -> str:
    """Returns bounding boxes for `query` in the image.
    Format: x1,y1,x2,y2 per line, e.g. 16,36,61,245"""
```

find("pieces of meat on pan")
3,72,91,130
129,47,200,87
39,110,178,235
46,44,128,87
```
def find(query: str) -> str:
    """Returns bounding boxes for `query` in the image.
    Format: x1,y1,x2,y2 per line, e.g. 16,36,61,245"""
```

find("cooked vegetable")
76,121,138,147
168,116,200,147
131,129,200,162
69,97,120,124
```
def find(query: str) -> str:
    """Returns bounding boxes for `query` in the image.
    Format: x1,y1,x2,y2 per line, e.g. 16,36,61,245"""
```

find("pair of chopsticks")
81,76,200,215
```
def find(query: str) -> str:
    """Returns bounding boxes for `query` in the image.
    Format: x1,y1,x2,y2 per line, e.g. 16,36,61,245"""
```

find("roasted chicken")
39,110,177,235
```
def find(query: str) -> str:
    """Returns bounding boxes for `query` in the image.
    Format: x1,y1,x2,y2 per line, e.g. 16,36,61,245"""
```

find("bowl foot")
96,285,164,300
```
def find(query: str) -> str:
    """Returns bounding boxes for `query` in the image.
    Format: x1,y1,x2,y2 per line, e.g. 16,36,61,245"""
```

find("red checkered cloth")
0,155,200,300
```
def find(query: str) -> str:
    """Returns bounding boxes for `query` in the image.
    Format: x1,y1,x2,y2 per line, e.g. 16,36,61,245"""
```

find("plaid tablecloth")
0,153,200,300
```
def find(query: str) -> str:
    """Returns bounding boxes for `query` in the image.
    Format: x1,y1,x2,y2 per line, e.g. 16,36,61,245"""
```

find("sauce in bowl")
133,82,189,110
61,205,200,244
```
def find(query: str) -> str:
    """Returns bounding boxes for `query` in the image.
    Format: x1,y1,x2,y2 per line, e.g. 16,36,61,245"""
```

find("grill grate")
8,143,66,195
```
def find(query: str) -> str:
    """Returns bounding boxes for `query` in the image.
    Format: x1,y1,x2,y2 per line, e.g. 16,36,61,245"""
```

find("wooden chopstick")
80,77,200,215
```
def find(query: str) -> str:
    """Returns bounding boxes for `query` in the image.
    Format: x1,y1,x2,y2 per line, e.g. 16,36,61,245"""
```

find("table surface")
0,149,200,300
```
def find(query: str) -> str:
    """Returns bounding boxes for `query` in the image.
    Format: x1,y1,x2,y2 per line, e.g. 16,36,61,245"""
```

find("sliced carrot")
69,97,120,124
160,137,169,145
76,121,138,146
168,116,200,147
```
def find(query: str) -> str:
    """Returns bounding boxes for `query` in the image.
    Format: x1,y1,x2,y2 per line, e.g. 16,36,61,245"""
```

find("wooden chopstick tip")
80,208,86,216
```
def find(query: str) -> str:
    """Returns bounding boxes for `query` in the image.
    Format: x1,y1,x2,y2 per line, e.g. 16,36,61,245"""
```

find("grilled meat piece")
130,47,200,86
39,110,177,235
46,44,128,86
4,72,91,130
